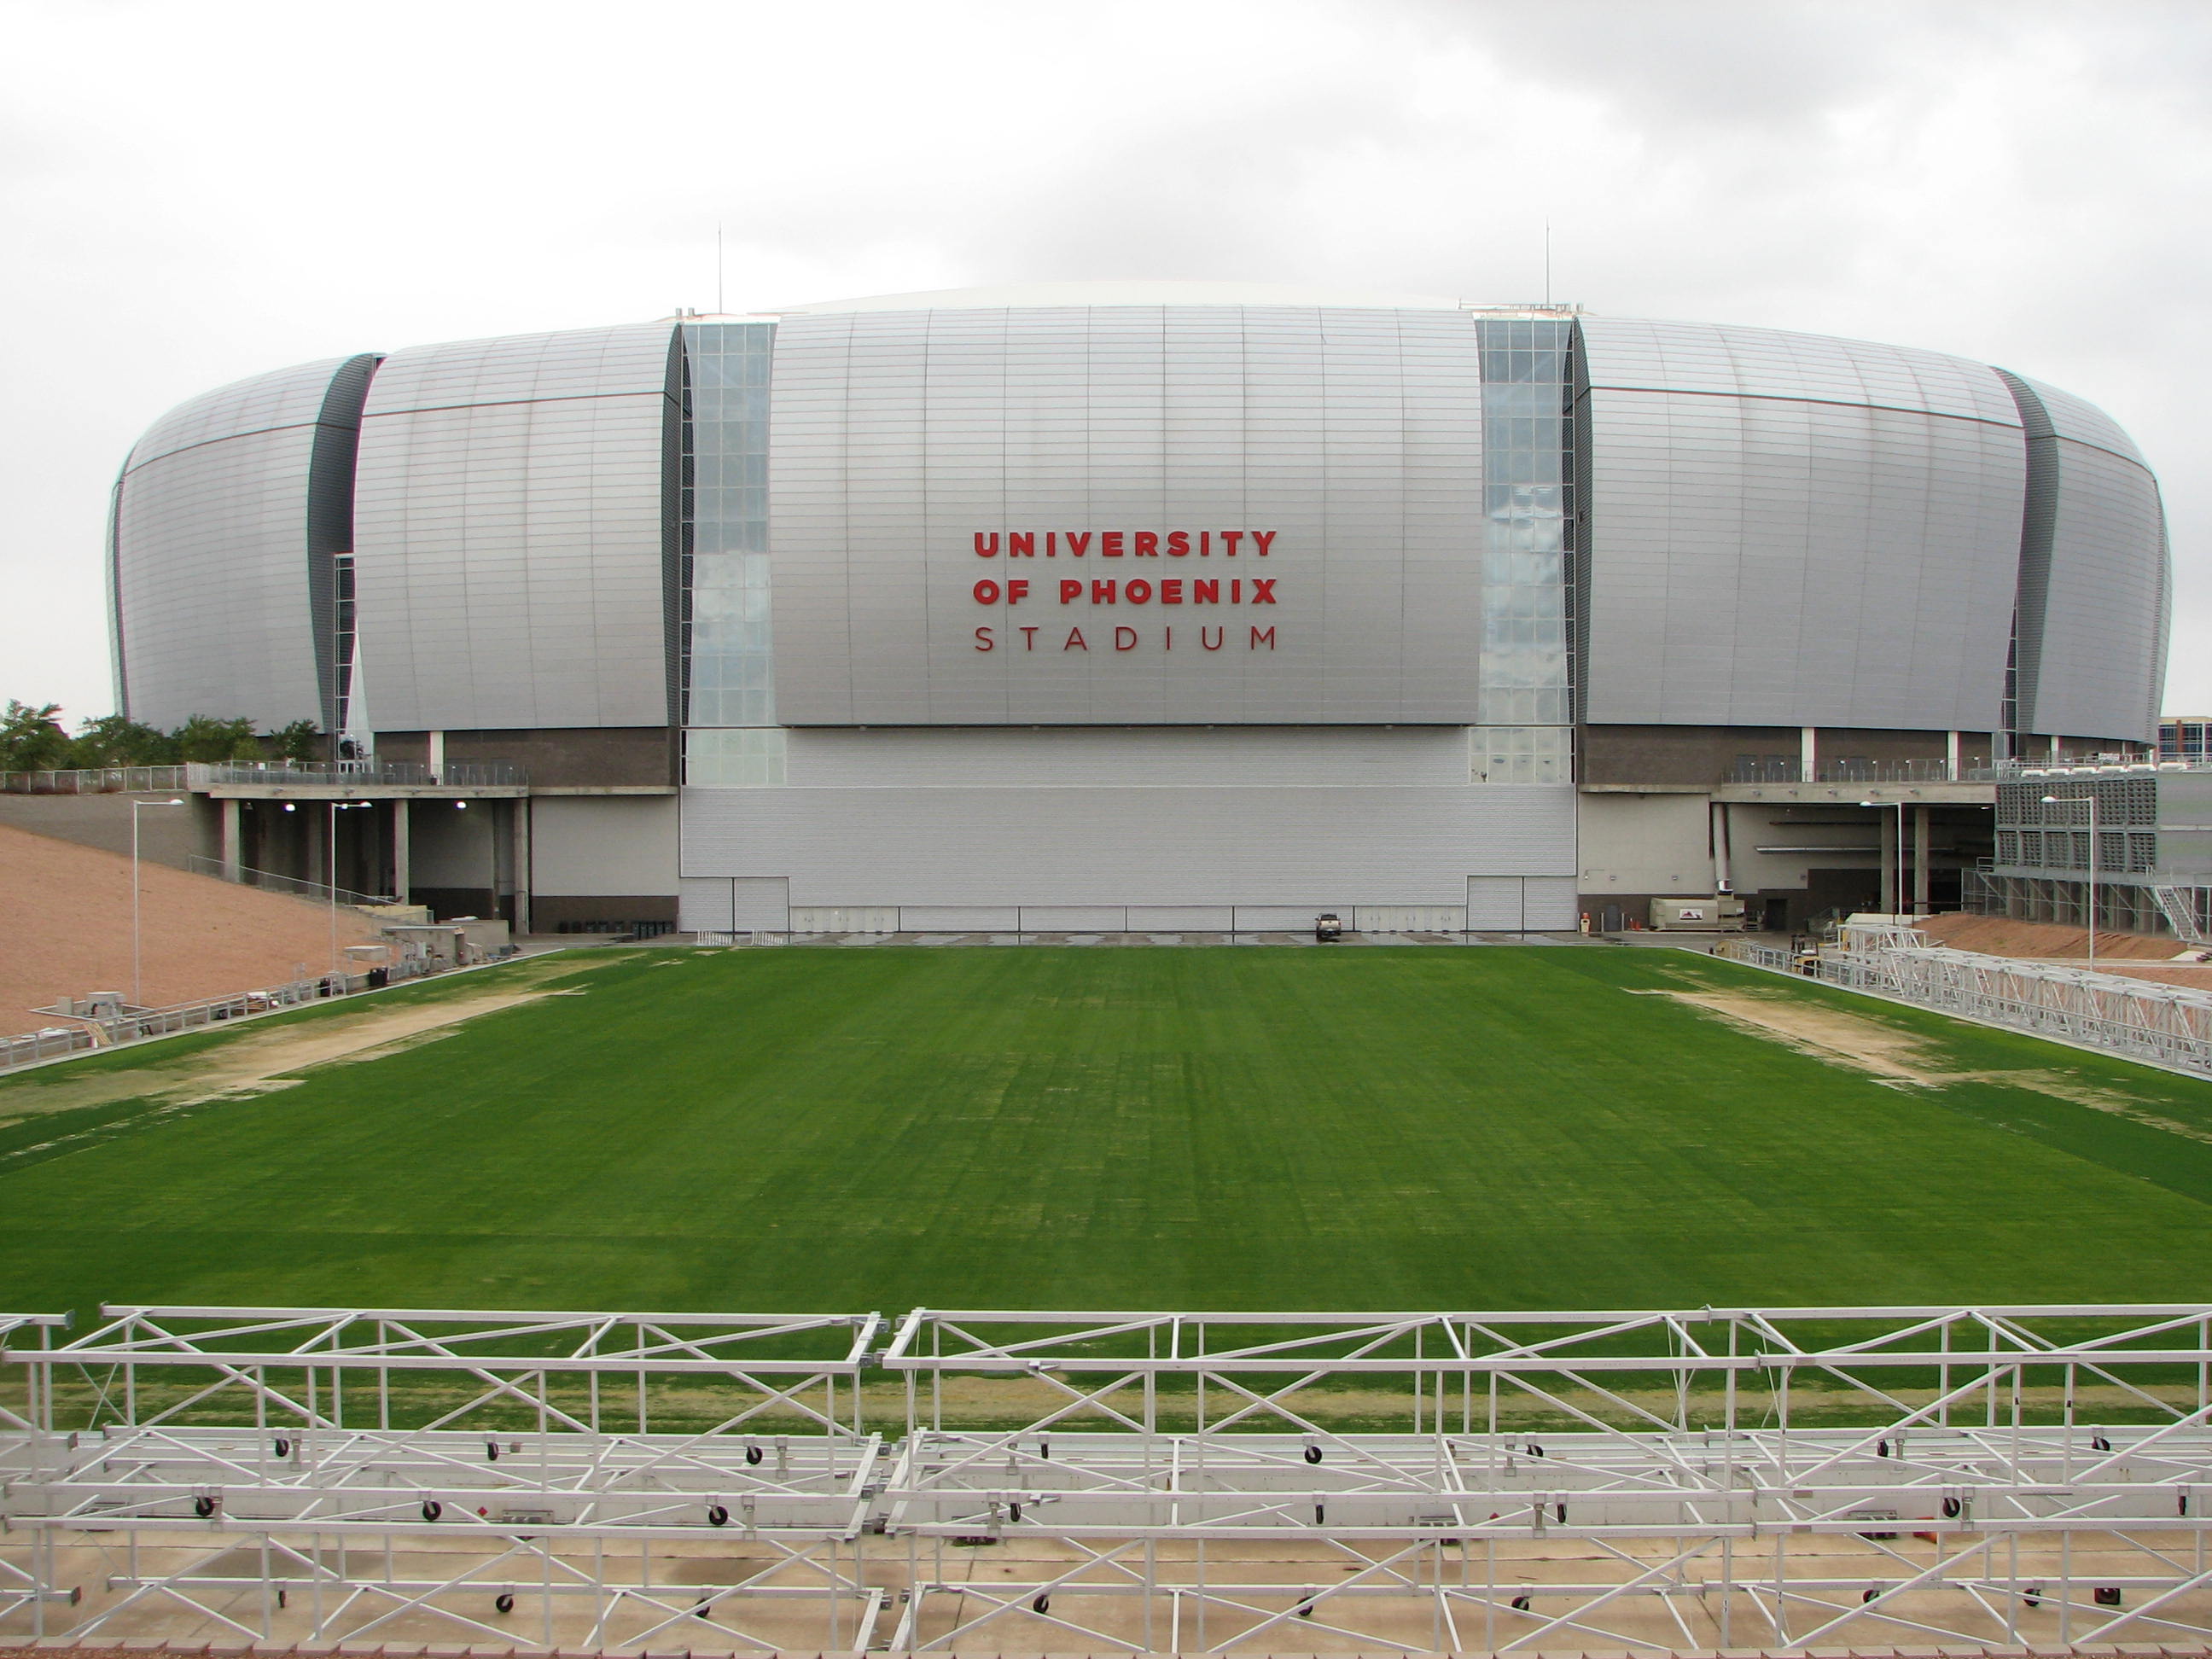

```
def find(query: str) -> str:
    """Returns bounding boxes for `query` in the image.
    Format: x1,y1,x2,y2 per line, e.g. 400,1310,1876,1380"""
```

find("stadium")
2,284,2204,1656
101,281,2170,934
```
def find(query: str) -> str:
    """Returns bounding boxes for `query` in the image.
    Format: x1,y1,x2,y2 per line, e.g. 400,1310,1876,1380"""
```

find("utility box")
1649,896,1744,931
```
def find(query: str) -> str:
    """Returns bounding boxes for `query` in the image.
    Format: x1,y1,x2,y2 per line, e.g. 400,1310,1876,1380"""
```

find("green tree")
69,713,180,767
270,718,323,765
0,701,73,772
172,714,261,764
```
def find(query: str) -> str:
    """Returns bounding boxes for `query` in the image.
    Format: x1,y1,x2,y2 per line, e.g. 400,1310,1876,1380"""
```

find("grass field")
4,942,2212,1318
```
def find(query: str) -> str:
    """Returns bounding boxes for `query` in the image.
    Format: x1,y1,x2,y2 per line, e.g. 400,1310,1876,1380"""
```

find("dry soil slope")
0,820,386,1031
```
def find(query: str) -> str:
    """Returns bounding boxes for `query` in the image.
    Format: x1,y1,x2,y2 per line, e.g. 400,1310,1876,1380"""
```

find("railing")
0,760,529,794
11,1301,2212,1653
0,1027,96,1070
0,765,191,795
1725,757,2004,785
194,760,527,788
1719,934,2212,1075
183,855,396,909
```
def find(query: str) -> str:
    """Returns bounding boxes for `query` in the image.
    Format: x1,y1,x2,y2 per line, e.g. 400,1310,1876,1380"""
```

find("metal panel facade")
768,305,1486,725
1576,318,2028,732
679,725,1575,907
2013,375,2168,743
113,358,354,730
352,323,676,731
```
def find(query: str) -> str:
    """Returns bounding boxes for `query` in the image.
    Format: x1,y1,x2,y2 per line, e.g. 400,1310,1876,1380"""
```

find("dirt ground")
1912,911,2212,991
0,822,388,1034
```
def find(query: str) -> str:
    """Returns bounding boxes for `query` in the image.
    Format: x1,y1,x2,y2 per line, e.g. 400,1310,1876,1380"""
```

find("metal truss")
0,1306,884,1650
10,1303,2212,1652
1824,942,2212,1074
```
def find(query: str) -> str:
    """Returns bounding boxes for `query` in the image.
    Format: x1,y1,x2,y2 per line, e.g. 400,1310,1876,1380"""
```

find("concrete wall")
0,793,217,870
531,796,678,896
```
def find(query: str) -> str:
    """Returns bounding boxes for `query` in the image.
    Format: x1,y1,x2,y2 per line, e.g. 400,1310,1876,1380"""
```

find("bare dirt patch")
1634,987,1950,1080
0,954,594,1123
1641,986,2212,1138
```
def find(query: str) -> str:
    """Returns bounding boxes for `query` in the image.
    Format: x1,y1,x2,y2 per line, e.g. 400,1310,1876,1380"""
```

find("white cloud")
2,0,2203,722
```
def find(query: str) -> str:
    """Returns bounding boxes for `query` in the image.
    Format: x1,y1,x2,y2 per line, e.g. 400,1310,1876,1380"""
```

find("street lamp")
131,796,187,1007
1859,799,1909,917
2043,792,2100,971
328,800,373,976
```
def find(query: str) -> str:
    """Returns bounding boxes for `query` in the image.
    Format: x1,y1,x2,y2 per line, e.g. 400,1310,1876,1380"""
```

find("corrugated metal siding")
2032,434,2168,742
1577,318,2026,732
352,323,677,731
678,778,1574,906
769,305,1487,725
781,725,1470,787
2007,374,2166,743
114,358,356,730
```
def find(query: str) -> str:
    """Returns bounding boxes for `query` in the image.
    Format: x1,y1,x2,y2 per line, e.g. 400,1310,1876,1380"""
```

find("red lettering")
1164,626,1173,649
1251,530,1277,556
1134,531,1159,556
1008,579,1030,604
1101,531,1125,556
1250,578,1276,604
1115,626,1138,651
973,579,1001,604
1250,626,1276,650
1091,579,1116,604
1201,531,1211,556
1059,579,1083,604
1009,532,1035,557
1125,579,1152,604
1020,626,1039,650
1220,530,1244,556
1046,531,1057,556
1231,579,1241,602
1065,532,1091,556
1194,579,1220,603
1064,627,1087,651
1161,579,1184,603
975,626,995,650
1166,531,1190,556
1202,626,1225,651
974,533,999,557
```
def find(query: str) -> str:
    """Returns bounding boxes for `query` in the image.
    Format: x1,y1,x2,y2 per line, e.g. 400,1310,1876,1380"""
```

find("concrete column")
1878,810,1896,916
1799,726,1817,783
219,798,242,882
392,800,410,904
1709,800,1732,895
512,797,533,936
1947,730,1963,780
428,730,445,783
1913,806,1932,915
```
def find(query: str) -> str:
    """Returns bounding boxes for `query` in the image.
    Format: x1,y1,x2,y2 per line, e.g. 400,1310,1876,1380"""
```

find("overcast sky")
3,0,2203,726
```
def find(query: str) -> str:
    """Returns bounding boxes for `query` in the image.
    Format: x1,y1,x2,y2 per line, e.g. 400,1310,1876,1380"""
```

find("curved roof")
767,279,1471,313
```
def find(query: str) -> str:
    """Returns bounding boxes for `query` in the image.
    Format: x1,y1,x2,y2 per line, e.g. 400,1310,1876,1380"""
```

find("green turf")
3,943,2212,1317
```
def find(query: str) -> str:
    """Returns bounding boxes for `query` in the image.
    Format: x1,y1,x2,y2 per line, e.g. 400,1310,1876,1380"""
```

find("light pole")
1859,799,1909,917
328,800,372,976
131,796,187,1007
2043,792,2100,971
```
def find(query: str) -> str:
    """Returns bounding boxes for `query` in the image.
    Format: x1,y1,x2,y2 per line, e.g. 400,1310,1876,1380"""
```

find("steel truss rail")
9,1304,2212,1652
1826,944,2212,1074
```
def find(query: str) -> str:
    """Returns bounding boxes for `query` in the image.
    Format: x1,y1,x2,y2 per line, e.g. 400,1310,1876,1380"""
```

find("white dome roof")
767,279,1472,313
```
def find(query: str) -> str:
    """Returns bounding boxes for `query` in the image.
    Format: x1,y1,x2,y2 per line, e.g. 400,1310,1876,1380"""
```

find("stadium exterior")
102,282,2171,934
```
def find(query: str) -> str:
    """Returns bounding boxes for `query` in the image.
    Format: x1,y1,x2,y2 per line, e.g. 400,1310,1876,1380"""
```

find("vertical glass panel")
1474,317,1572,777
681,322,779,736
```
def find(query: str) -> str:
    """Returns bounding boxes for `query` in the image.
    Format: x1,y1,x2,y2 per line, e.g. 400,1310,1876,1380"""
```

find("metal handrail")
0,765,192,795
183,855,398,909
